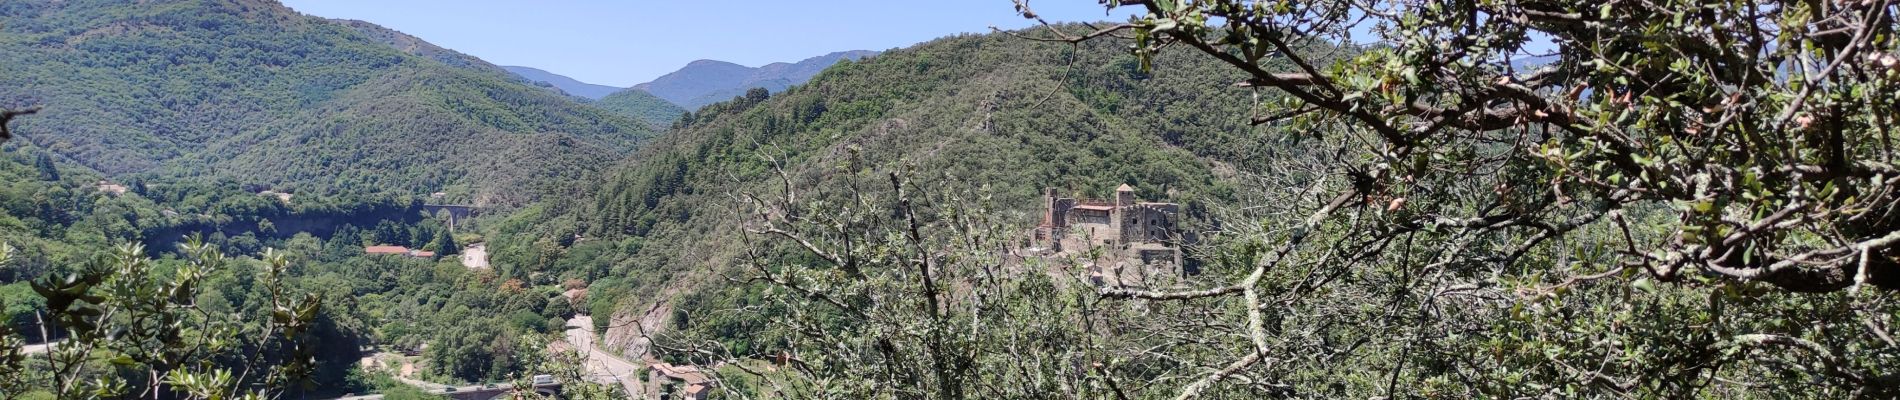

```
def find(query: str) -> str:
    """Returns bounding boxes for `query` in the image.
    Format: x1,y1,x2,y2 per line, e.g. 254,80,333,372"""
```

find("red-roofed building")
653,363,715,399
365,245,408,255
1038,184,1180,247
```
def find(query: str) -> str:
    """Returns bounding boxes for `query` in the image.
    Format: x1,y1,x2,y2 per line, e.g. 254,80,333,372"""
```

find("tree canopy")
1023,0,1900,292
682,1,1900,398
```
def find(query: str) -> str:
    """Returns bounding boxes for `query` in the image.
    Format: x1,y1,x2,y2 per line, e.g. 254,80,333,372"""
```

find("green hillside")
0,0,655,205
591,88,686,129
588,33,1277,238
485,29,1294,354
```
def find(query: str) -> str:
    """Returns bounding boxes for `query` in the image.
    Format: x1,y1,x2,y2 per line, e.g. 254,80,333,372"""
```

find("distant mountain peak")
684,59,746,68
506,52,874,127
632,50,881,110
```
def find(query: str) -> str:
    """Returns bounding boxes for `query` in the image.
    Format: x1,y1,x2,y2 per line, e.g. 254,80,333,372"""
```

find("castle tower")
1044,188,1059,228
1040,188,1059,241
1113,184,1135,241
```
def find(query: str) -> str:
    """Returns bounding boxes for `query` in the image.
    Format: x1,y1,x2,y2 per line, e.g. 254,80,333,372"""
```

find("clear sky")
279,1,1138,87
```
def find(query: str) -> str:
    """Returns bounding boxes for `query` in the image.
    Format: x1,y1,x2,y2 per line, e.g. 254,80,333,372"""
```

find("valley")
3,0,1899,399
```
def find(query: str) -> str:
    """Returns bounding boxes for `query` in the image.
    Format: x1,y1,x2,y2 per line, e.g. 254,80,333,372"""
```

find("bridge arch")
475,386,558,400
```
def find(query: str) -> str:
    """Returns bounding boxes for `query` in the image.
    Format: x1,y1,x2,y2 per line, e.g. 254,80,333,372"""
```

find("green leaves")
8,241,335,398
1151,18,1179,33
31,269,108,335
165,369,239,400
1631,278,1657,294
975,0,1900,396
1153,0,1177,14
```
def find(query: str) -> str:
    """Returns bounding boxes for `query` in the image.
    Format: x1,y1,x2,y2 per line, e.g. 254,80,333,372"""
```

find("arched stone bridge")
327,380,557,400
421,204,482,220
421,204,482,231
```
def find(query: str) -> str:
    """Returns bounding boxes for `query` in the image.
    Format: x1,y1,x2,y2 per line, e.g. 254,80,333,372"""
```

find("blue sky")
280,1,1139,87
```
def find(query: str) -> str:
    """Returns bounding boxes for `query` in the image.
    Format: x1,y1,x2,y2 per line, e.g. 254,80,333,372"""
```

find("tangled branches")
995,0,1900,396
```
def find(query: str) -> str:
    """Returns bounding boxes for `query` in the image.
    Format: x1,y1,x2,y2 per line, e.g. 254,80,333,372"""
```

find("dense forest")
480,25,1294,380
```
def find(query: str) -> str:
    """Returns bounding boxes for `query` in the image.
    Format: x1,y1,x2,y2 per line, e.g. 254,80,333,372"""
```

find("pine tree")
323,225,364,262
126,177,148,195
373,220,406,246
743,87,770,105
433,230,459,256
33,152,59,181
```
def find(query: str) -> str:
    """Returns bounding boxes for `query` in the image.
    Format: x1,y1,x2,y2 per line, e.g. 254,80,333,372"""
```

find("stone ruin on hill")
1030,184,1193,288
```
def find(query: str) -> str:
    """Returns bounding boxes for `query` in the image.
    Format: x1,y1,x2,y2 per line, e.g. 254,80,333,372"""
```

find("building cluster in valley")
649,362,715,400
1029,183,1194,288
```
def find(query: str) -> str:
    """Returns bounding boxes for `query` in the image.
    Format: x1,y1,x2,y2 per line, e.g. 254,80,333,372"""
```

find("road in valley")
21,340,59,354
460,243,488,269
564,315,644,398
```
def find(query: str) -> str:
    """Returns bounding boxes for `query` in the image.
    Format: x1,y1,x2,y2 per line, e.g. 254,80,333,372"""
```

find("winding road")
564,315,644,398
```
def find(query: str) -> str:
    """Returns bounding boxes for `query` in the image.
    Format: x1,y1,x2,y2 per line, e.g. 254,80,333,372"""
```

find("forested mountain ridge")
590,88,686,129
503,65,623,100
499,67,689,130
487,30,1288,357
0,0,657,206
335,18,511,77
510,50,885,129
629,50,880,109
